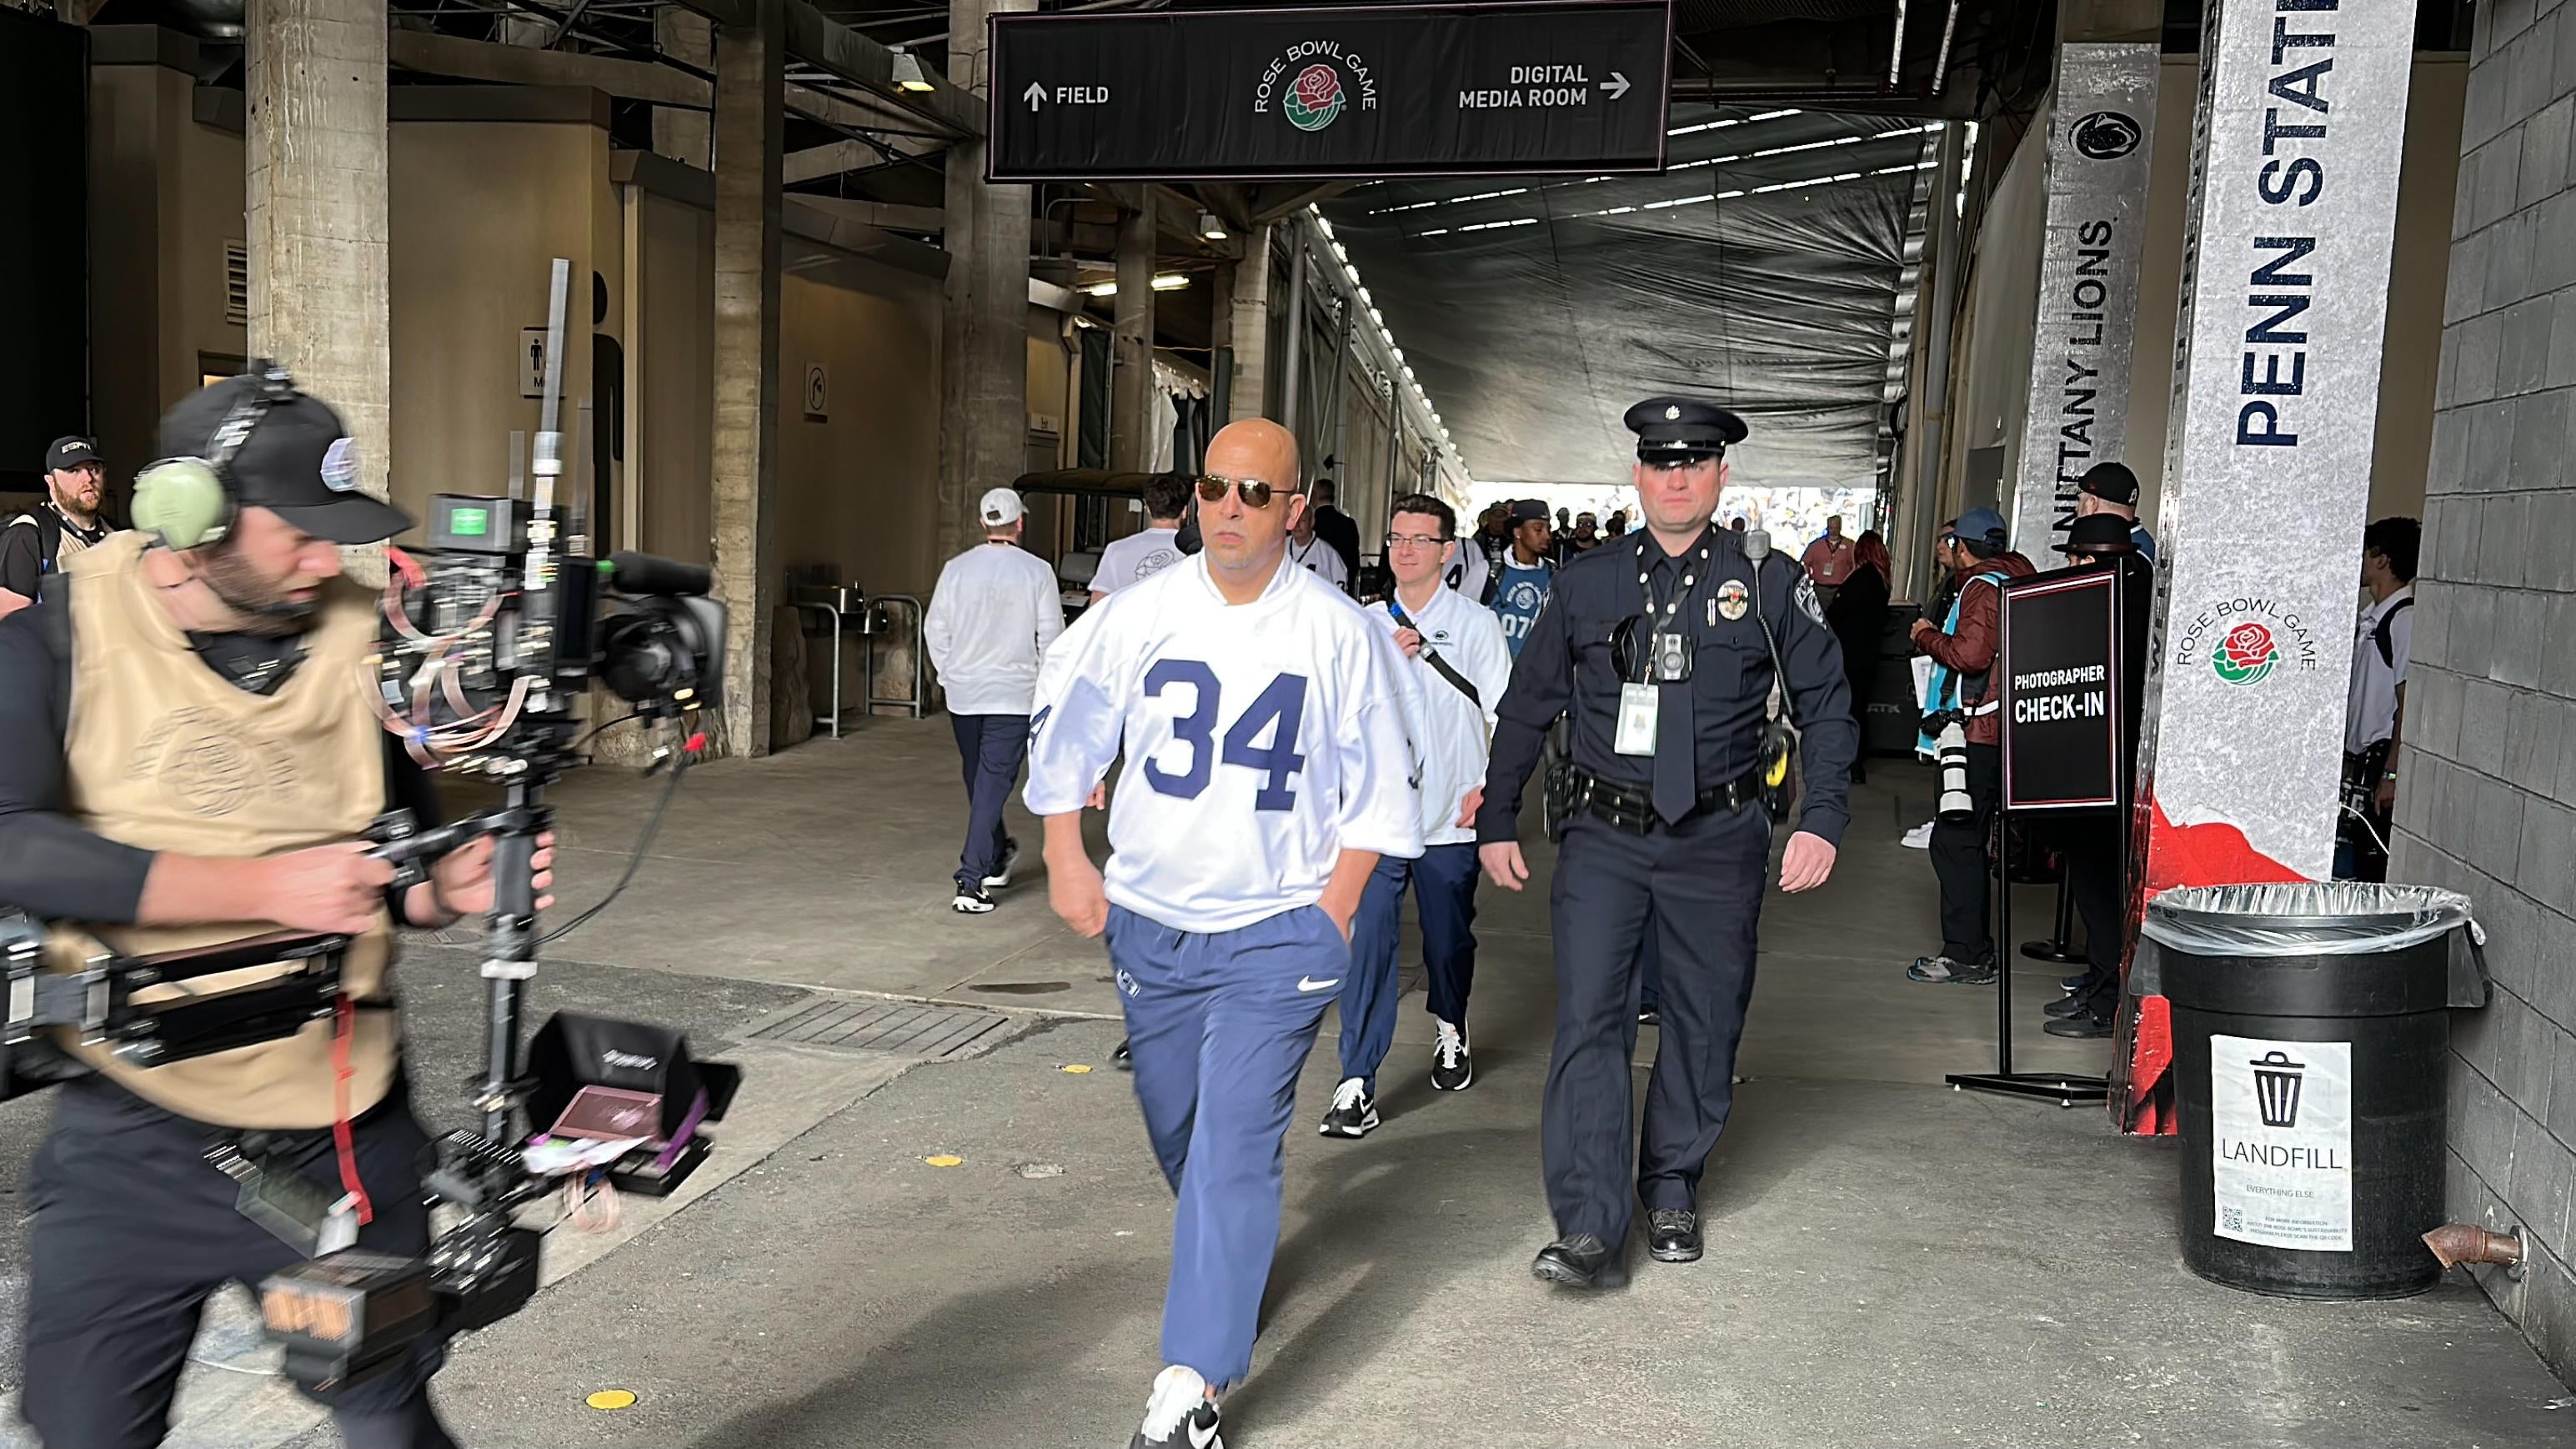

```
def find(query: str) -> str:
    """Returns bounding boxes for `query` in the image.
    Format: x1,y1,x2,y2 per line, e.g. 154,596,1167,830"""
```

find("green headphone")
130,362,296,551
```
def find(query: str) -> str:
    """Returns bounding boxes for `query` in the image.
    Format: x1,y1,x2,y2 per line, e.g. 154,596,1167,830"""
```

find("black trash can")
2143,882,2478,1300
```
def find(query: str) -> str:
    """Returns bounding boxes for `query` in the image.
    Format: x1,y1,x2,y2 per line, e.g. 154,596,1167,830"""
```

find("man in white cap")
923,487,1065,912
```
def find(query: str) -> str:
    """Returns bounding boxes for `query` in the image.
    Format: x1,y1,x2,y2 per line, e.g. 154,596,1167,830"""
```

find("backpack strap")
2373,595,2413,669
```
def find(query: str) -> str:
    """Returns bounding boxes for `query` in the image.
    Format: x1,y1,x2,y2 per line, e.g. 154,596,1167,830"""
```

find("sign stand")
2022,884,2085,964
1947,564,2144,1109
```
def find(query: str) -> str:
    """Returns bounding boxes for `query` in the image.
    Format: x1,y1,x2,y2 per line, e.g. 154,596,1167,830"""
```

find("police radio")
1736,530,1802,824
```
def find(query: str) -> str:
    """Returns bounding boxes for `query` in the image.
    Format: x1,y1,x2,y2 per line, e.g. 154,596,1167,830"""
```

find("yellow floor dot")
586,1389,637,1411
925,1154,964,1167
1061,1064,1094,1074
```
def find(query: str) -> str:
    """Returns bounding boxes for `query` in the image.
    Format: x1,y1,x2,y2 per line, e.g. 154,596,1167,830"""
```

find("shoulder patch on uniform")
1795,576,1825,624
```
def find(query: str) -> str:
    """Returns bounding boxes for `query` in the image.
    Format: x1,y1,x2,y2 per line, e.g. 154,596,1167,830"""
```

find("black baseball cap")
1510,499,1551,525
2077,461,2140,507
161,374,413,544
2060,514,2138,555
46,436,100,472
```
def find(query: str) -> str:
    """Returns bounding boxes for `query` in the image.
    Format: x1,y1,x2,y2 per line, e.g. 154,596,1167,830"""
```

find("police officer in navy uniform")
1476,397,1857,1287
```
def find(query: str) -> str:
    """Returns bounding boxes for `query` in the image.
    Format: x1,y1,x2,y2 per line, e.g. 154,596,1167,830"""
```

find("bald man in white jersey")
1027,419,1421,1449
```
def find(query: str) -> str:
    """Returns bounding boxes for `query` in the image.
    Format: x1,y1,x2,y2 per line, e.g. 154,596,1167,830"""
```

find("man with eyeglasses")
1027,418,1421,1449
1320,494,1513,1140
1476,396,1857,1288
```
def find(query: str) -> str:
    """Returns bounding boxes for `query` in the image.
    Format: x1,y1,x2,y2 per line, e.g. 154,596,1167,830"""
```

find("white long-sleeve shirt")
1371,584,1513,846
922,539,1065,717
1025,553,1423,933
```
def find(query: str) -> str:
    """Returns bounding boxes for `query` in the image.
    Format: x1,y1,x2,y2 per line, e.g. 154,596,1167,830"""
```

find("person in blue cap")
1907,505,2036,985
1475,395,1857,1286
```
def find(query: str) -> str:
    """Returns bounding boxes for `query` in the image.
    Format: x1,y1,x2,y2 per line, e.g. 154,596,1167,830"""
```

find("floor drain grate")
751,1000,1012,1059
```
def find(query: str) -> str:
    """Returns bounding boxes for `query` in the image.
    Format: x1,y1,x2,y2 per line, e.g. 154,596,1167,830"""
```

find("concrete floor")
9,715,2572,1446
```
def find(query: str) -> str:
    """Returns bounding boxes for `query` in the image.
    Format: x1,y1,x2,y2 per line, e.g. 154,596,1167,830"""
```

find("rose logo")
1285,63,1346,132
2212,621,2279,686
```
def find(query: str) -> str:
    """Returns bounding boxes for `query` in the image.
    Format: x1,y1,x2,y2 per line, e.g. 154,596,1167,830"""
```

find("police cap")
1623,396,1747,464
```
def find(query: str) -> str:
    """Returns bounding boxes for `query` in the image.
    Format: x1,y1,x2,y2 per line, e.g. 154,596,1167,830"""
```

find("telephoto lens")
1935,720,1975,823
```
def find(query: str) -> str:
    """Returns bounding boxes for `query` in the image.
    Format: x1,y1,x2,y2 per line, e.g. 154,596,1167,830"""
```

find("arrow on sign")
1024,81,1047,111
1600,71,1631,100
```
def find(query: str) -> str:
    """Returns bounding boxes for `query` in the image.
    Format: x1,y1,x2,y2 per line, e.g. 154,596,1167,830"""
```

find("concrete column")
654,8,714,168
710,0,784,758
1895,123,1965,601
936,0,1034,561
244,0,388,506
1226,222,1273,424
1108,190,1157,472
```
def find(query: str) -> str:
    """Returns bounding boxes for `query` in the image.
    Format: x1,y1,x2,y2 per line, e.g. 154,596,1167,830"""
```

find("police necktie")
1654,678,1696,825
1652,559,1698,824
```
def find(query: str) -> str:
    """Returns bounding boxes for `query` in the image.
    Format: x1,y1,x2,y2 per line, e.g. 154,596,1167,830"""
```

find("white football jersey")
1027,554,1423,933
1286,535,1349,593
1369,584,1512,846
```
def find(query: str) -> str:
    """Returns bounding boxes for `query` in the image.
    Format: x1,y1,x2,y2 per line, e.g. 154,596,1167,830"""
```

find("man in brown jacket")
0,374,554,1447
1906,507,2033,985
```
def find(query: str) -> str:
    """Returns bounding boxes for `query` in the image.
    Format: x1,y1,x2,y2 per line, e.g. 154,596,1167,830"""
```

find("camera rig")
255,258,734,1388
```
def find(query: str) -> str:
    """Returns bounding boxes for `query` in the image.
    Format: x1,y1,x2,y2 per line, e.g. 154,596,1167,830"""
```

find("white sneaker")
982,838,1020,890
1130,1365,1223,1449
1318,1076,1378,1138
1901,821,1935,850
1430,1020,1474,1092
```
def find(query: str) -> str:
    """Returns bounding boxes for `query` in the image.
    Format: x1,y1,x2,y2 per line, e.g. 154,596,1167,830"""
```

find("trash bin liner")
2142,882,2478,1300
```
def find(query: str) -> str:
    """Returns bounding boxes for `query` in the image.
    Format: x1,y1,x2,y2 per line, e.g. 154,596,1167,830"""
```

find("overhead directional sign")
989,1,1673,182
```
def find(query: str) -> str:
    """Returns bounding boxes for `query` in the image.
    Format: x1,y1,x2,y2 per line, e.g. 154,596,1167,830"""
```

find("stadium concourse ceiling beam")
386,29,948,165
666,0,984,140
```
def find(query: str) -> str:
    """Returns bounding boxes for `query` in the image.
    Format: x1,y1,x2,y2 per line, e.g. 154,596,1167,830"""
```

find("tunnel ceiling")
1324,103,1937,489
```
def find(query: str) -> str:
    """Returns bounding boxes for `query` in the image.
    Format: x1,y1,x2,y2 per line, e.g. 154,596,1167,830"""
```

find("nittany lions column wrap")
2007,43,2161,555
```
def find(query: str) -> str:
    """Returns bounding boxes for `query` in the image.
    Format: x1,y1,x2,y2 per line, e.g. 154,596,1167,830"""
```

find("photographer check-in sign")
2210,1035,2353,1251
1999,569,2124,811
987,0,1672,180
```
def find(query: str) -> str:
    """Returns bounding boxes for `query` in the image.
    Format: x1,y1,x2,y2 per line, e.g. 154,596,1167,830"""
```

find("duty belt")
1566,765,1766,835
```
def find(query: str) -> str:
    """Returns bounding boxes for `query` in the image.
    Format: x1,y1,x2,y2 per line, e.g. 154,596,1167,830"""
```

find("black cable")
572,709,644,753
536,750,692,946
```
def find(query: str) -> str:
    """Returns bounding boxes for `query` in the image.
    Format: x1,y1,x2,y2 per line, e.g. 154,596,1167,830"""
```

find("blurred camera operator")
0,373,554,1449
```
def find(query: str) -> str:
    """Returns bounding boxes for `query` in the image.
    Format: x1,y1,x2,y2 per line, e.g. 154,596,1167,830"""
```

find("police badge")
1715,579,1750,621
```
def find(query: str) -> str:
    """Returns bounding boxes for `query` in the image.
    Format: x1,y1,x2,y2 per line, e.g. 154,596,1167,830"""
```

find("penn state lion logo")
130,709,301,818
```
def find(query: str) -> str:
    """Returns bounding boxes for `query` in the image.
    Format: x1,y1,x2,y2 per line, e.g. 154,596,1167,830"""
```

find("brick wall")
2390,0,2576,1381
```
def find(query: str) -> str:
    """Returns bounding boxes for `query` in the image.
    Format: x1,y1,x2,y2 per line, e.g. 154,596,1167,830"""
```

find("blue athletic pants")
1105,902,1350,1388
1337,843,1479,1091
949,712,1027,890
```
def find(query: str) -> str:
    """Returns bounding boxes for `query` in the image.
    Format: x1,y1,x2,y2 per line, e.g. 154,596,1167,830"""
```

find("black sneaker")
2061,972,2089,992
1637,1002,1662,1026
2044,992,2095,1019
1114,1038,1133,1070
984,838,1020,890
2044,1013,2112,1039
1908,955,1996,985
952,885,995,915
1318,1077,1378,1138
1130,1366,1224,1449
1431,1022,1473,1091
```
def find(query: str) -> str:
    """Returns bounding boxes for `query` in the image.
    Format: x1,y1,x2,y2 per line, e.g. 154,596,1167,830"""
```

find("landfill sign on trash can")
2209,1034,2353,1251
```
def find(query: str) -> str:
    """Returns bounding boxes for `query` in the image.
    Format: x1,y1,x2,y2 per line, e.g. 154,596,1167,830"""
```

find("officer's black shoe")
2044,1012,2112,1040
1646,1209,1703,1263
2043,992,2095,1019
1531,1234,1626,1289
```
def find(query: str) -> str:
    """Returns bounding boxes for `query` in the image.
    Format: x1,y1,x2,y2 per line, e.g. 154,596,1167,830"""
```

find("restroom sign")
2209,1034,2353,1252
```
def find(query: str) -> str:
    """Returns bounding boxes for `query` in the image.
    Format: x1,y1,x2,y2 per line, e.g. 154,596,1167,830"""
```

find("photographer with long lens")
0,370,553,1449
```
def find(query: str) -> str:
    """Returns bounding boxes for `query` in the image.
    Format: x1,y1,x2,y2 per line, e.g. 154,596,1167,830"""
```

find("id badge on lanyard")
1616,681,1658,755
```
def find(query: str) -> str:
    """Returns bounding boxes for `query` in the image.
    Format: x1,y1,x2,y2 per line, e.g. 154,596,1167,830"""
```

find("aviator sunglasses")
1195,474,1293,509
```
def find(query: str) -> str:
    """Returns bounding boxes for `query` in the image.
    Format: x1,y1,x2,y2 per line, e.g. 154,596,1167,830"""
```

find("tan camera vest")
46,532,398,1130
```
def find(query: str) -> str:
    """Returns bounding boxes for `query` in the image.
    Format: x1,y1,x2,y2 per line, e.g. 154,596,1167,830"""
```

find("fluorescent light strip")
1667,107,1800,138
1370,119,1932,216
